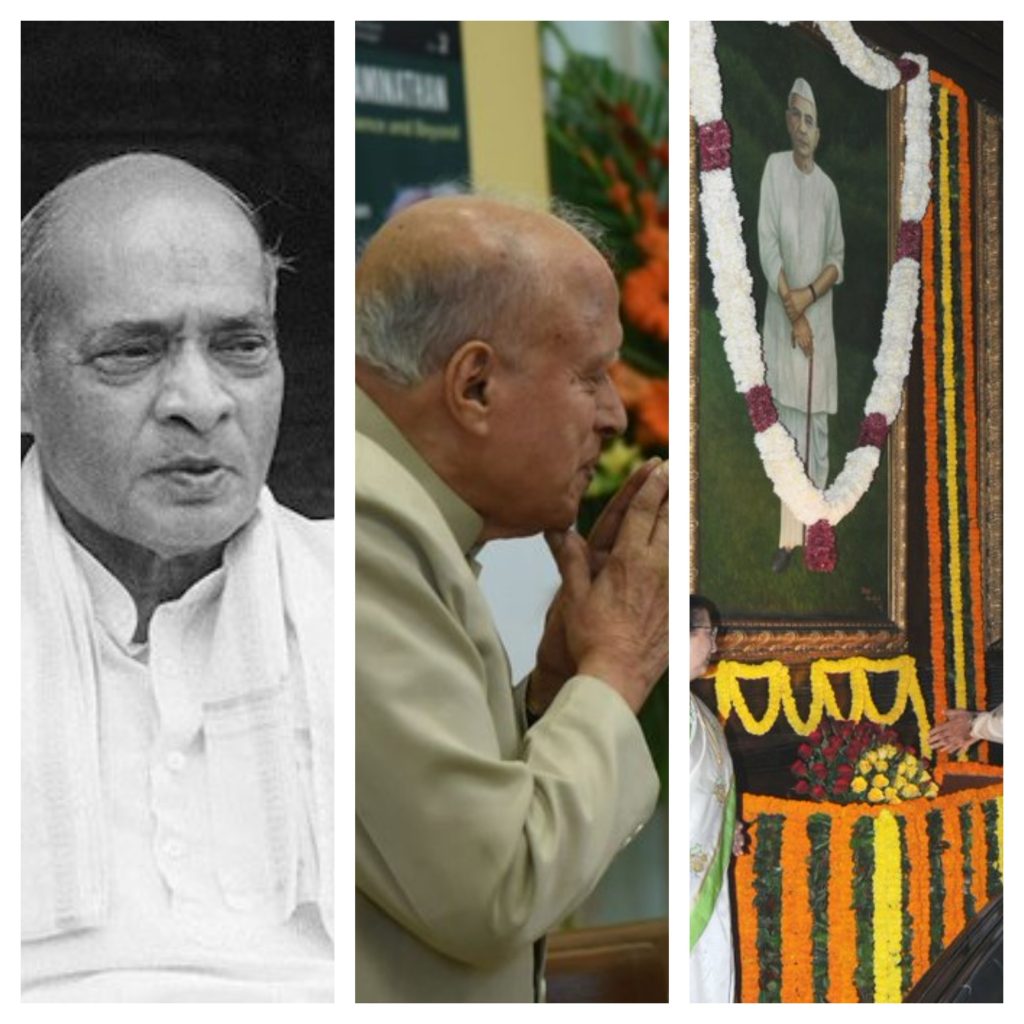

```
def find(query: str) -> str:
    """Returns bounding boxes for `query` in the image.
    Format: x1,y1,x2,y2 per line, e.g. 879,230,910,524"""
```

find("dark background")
22,21,334,518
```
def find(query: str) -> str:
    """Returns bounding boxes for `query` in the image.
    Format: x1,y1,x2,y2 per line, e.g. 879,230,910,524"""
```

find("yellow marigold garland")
872,812,903,1001
716,656,933,755
936,87,970,710
714,660,790,735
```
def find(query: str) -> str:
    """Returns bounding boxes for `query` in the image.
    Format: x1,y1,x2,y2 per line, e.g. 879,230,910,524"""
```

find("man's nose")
598,377,629,438
153,343,234,432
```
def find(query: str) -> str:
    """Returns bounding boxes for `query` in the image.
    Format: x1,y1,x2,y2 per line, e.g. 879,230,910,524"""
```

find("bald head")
22,153,279,356
356,194,612,386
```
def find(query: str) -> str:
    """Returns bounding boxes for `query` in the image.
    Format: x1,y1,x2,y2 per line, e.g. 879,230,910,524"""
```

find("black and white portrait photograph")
20,20,334,1002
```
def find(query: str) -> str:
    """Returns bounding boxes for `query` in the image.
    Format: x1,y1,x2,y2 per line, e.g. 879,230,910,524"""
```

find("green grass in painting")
697,308,888,620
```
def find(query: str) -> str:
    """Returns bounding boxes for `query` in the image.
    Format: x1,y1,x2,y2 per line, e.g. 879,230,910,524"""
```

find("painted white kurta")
690,694,736,1003
758,150,845,414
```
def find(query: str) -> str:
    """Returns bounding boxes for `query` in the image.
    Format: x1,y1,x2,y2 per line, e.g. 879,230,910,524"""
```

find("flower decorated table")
734,762,1003,1003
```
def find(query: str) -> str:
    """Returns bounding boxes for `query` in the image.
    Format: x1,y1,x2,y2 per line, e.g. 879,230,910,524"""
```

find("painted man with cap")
757,77,845,572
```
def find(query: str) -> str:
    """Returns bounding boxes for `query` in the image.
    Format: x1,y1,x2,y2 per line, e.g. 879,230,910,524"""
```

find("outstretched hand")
928,709,979,755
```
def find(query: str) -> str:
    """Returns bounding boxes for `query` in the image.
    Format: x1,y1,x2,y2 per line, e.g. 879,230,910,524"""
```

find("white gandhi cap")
789,77,817,114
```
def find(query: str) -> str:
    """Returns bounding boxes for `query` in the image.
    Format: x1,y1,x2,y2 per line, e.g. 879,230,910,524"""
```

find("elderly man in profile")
758,77,845,573
21,153,333,1001
355,194,669,1002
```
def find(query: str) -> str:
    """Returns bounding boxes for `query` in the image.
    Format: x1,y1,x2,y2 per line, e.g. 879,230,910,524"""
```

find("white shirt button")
166,751,187,773
163,838,186,860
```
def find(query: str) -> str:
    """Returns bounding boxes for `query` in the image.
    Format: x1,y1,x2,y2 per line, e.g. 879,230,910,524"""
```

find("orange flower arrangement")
825,813,858,1001
734,815,760,997
622,260,668,341
621,189,668,342
907,814,930,982
609,362,668,447
781,816,813,1002
737,774,1003,1003
543,20,668,486
941,809,965,941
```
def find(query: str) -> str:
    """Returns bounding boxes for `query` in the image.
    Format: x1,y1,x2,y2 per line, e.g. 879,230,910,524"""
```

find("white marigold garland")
691,22,931,571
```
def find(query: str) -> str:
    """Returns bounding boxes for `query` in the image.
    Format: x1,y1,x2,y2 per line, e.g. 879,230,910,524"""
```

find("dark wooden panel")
546,919,668,1003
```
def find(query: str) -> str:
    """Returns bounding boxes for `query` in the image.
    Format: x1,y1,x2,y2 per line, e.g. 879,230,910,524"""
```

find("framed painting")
690,21,907,660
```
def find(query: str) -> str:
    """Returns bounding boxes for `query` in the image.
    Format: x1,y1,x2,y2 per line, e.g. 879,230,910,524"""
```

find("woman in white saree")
689,595,739,1002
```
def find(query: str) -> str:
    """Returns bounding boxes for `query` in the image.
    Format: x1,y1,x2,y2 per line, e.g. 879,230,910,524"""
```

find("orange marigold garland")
941,806,966,941
781,815,814,1002
735,807,760,1002
946,72,988,733
827,811,858,1002
906,814,931,988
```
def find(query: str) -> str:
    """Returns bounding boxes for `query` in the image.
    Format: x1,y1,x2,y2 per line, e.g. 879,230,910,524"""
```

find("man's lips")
154,457,228,474
149,457,235,499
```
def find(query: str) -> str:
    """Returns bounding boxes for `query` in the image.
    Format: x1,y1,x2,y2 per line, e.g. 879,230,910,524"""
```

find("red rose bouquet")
791,717,938,804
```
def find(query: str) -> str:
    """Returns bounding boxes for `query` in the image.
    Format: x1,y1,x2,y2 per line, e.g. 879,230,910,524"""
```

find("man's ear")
443,339,497,436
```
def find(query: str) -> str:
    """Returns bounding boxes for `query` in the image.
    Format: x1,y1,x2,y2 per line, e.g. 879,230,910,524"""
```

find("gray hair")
355,191,612,386
21,153,284,356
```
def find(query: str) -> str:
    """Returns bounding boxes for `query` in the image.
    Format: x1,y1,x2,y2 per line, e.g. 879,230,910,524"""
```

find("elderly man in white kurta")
21,154,333,1001
758,77,845,573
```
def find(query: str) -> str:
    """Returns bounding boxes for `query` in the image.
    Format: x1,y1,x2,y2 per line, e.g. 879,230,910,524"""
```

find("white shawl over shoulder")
21,449,333,941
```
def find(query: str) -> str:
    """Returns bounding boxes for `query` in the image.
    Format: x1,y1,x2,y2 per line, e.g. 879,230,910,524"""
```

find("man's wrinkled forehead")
50,187,266,317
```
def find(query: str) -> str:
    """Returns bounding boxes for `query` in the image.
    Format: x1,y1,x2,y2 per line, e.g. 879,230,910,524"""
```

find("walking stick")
803,349,814,546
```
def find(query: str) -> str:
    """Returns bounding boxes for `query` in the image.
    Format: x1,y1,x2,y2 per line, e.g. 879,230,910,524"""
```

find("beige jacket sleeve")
356,471,658,970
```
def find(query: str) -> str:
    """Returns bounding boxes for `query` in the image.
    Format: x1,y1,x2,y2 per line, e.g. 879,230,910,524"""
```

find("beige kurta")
355,388,659,1002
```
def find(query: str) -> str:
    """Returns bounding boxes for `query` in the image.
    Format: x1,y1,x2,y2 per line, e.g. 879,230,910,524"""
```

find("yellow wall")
461,21,549,202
